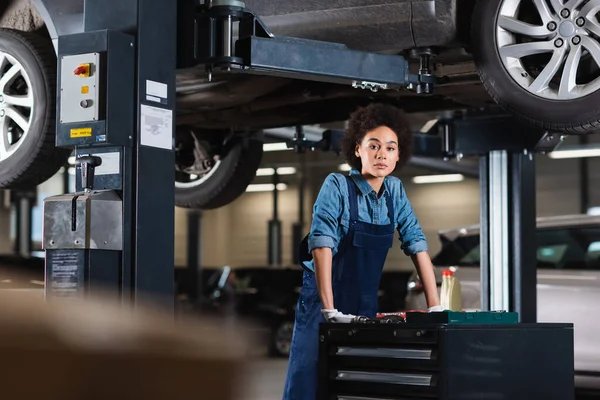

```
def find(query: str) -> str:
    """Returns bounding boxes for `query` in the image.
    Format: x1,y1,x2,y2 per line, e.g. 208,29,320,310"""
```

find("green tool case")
405,310,520,325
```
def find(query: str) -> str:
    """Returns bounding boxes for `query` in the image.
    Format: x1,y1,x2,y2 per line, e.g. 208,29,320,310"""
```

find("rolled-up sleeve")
307,174,343,253
395,182,428,256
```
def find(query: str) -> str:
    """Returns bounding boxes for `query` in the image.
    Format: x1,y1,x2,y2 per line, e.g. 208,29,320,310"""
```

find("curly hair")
341,103,413,172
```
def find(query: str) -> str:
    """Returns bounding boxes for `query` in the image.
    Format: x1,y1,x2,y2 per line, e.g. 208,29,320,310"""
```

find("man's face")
355,126,400,178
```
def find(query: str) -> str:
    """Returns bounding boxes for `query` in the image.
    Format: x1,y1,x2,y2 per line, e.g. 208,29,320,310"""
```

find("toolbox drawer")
318,322,574,400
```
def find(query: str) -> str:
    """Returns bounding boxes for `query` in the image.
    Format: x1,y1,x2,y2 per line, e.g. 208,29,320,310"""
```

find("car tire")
0,29,70,188
268,319,294,358
174,134,263,209
472,0,600,134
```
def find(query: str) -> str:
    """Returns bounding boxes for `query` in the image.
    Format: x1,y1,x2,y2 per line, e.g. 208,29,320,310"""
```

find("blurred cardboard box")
0,290,251,400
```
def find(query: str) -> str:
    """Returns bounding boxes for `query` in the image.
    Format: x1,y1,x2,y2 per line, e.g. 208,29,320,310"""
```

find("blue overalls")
282,175,395,400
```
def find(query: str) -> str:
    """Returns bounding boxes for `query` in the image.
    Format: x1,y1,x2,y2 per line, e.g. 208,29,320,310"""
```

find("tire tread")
0,28,70,189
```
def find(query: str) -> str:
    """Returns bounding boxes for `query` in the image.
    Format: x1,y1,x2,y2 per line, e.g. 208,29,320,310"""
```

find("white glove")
321,309,357,323
427,305,444,312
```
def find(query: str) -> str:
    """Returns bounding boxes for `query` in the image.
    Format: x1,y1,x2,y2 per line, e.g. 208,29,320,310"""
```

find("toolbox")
318,317,574,400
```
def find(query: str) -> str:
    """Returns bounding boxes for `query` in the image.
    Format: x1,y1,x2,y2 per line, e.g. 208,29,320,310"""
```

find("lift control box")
59,52,101,124
318,322,574,400
55,30,135,148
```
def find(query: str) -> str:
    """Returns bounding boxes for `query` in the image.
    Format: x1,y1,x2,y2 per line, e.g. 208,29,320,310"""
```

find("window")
432,225,600,271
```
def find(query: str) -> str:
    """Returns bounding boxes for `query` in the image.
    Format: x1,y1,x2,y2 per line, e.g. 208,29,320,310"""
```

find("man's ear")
355,143,360,157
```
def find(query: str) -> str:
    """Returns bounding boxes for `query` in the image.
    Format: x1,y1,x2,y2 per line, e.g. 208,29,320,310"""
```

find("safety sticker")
70,127,92,138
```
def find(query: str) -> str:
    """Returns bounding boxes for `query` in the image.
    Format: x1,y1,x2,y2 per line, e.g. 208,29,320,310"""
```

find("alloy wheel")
0,51,33,162
274,321,294,356
497,0,600,100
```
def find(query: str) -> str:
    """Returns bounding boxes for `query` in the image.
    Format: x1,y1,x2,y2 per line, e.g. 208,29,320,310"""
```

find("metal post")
268,171,282,265
12,189,34,257
579,135,590,214
509,151,537,323
480,150,537,322
18,196,32,256
187,210,203,303
82,0,177,310
482,150,510,312
292,167,305,264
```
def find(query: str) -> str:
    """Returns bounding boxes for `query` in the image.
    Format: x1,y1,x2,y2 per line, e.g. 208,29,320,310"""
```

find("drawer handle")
336,370,433,386
336,347,433,360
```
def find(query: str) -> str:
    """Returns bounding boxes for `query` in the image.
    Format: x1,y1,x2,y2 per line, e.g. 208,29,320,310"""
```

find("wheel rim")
496,0,600,100
174,159,222,189
0,51,34,162
274,321,294,355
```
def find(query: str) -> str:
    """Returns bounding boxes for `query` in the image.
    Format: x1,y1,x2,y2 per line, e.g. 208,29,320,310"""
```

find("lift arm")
185,1,436,94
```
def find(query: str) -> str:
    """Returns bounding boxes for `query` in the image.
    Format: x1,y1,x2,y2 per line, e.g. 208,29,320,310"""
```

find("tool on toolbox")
352,269,519,324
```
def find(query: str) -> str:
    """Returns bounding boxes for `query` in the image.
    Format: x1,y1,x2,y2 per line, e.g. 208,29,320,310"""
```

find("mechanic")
283,103,441,400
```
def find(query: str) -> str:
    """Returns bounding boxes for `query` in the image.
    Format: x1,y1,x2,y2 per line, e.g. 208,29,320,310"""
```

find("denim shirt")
303,169,428,272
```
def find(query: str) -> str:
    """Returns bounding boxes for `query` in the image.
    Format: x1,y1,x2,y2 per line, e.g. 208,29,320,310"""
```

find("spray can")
440,270,462,311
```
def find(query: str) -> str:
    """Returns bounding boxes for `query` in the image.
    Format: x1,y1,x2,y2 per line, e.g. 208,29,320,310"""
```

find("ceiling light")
256,168,276,176
263,142,291,152
412,174,464,184
339,163,352,172
277,167,297,175
245,183,288,192
256,167,297,176
548,147,600,159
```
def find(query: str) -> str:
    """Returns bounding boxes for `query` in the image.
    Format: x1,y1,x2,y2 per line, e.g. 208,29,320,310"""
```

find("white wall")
200,185,313,268
188,153,590,272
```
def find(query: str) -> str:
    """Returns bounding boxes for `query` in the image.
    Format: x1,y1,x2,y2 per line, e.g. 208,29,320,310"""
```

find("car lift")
39,0,573,397
41,0,564,321
42,0,177,308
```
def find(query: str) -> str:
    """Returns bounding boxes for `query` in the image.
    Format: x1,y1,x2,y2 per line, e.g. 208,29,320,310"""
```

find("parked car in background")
183,265,414,357
405,214,600,392
2,0,600,210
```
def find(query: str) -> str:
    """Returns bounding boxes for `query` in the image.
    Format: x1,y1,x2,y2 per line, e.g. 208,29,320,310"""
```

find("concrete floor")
242,357,289,400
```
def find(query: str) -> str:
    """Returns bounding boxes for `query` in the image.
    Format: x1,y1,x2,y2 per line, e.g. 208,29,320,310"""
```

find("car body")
405,214,600,392
2,0,599,209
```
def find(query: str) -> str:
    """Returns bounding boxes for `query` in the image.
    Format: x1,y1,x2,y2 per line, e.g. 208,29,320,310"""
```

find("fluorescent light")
245,183,288,192
68,156,76,165
255,167,297,176
419,119,438,133
263,142,291,152
548,147,600,159
339,163,352,172
412,174,464,184
256,168,276,176
277,167,297,175
588,207,600,216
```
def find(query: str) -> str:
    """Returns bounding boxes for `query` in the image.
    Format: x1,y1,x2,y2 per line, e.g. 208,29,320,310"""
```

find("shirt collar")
349,169,389,197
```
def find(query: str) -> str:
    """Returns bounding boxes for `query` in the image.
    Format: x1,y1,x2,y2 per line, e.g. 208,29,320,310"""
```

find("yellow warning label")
70,128,92,138
81,86,89,94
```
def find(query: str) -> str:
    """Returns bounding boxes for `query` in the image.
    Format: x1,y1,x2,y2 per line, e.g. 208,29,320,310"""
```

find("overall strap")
344,175,359,222
384,185,395,223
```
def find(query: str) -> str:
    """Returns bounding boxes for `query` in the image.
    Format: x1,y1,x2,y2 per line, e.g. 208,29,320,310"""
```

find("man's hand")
321,309,356,323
